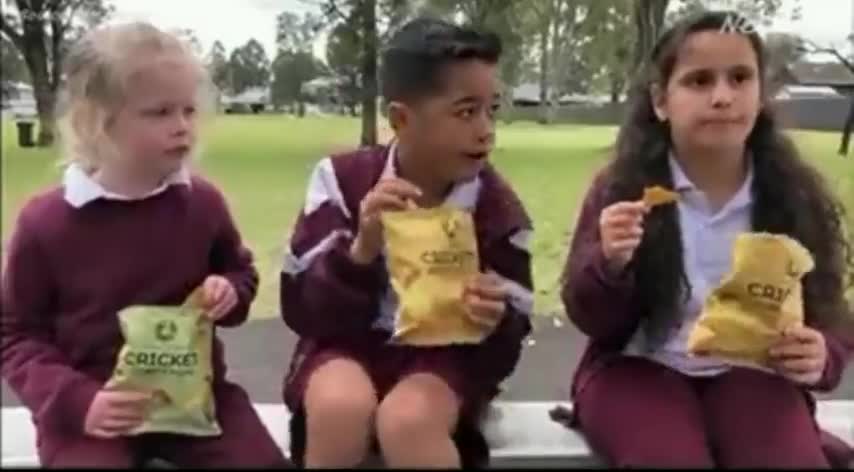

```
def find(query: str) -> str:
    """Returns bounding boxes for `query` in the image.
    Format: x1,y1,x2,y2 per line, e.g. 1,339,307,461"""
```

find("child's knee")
304,359,378,429
376,373,460,443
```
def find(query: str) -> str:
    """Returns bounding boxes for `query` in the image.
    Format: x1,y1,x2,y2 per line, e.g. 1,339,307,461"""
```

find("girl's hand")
769,326,827,386
599,201,649,273
200,275,238,321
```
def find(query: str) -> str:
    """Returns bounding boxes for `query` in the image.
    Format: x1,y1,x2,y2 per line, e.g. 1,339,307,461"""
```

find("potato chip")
643,185,679,207
381,206,485,346
106,290,221,437
687,233,815,369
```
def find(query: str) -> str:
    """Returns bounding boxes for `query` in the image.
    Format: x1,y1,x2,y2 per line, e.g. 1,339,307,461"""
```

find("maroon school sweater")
280,145,534,403
1,176,258,437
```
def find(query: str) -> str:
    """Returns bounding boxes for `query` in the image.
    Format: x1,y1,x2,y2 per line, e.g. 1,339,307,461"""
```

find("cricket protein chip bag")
381,206,485,346
687,232,815,369
106,290,221,436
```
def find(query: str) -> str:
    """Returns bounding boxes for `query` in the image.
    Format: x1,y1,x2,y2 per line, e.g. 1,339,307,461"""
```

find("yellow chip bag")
687,232,815,369
381,206,484,346
106,290,221,437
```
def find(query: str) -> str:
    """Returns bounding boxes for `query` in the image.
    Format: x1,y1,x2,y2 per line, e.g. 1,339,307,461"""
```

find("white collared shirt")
624,155,755,376
63,164,192,208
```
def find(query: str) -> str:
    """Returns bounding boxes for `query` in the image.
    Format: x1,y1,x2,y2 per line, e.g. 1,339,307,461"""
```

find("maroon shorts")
285,342,483,413
283,341,493,467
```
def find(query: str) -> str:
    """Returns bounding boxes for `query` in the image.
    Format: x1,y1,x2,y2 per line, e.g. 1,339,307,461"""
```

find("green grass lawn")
3,116,852,320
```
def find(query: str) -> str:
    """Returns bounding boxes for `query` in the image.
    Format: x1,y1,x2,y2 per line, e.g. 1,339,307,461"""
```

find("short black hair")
380,17,502,103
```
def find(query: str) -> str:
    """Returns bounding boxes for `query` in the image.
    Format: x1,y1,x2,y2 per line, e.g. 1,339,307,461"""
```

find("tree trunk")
631,0,670,76
19,8,56,146
537,28,549,124
34,84,56,146
349,73,359,117
839,98,854,156
547,2,566,125
609,71,624,103
359,0,378,147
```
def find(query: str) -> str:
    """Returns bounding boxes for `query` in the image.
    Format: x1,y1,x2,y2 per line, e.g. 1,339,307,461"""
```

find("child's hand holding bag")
688,233,817,373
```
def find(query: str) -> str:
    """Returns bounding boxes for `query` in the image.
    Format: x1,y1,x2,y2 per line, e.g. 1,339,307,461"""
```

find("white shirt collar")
383,141,481,211
668,152,754,211
63,163,192,208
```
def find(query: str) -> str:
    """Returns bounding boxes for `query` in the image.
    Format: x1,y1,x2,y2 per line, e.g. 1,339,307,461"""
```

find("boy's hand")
350,178,422,265
599,201,649,274
84,389,151,438
463,272,508,330
769,325,828,386
200,275,238,321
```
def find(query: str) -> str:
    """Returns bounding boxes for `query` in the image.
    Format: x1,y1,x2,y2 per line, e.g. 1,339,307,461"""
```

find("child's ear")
387,101,409,133
650,83,668,122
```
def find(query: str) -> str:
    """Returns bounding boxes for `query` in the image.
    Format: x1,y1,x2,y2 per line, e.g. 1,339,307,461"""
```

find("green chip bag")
106,291,221,437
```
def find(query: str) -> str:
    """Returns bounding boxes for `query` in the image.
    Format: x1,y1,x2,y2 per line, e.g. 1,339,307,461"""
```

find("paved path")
3,317,852,405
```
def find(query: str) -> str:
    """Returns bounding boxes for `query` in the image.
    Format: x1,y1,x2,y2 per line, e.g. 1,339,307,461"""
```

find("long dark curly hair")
603,10,854,344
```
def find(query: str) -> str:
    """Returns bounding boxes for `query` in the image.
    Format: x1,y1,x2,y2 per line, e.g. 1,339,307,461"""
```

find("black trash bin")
16,121,35,148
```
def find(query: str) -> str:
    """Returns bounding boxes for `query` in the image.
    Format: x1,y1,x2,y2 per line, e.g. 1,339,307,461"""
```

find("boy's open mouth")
166,145,190,158
463,151,488,161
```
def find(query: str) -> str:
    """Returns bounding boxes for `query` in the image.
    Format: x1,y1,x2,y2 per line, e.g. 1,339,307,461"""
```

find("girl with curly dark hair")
561,10,853,468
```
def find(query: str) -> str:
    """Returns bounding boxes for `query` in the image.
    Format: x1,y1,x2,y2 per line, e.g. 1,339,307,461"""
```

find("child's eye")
184,106,197,116
486,103,500,120
731,71,753,85
688,74,712,88
145,107,170,117
456,108,475,119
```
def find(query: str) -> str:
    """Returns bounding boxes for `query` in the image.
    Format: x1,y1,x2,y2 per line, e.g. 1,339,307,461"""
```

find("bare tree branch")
325,0,352,23
0,12,25,51
59,0,87,36
801,39,854,75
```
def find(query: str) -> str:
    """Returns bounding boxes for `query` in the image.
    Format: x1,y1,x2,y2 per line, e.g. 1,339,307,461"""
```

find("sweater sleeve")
1,210,102,434
279,158,385,339
464,227,533,390
207,186,259,327
560,176,642,343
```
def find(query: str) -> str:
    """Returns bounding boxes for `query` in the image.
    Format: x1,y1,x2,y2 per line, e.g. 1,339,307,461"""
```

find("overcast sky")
14,0,854,61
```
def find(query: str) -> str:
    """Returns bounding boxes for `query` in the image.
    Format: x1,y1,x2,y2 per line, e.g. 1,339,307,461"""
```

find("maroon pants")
575,356,829,468
38,382,289,468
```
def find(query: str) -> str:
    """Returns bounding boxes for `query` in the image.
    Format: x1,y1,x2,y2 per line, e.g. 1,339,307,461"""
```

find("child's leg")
575,356,714,467
703,367,829,468
376,371,462,468
153,382,288,468
302,357,379,467
38,433,137,468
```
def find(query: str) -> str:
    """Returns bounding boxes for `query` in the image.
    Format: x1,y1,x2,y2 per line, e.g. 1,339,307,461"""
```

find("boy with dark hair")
280,18,533,468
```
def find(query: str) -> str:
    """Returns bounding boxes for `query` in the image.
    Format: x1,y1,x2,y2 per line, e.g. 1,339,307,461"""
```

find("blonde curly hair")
56,21,215,172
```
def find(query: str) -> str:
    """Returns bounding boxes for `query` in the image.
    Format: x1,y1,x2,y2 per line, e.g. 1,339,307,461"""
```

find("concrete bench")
3,401,852,468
